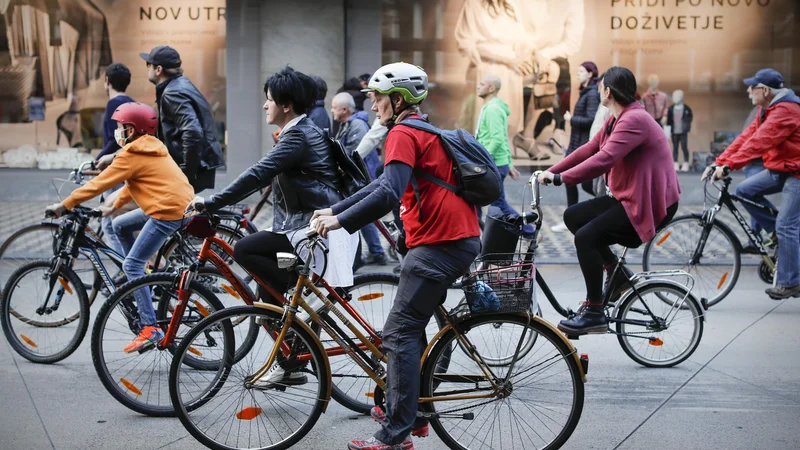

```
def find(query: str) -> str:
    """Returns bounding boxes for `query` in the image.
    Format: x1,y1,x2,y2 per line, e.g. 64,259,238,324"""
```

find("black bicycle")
642,169,778,307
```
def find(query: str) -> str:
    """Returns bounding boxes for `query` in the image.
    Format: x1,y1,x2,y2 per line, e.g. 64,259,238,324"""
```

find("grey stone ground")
1,169,797,449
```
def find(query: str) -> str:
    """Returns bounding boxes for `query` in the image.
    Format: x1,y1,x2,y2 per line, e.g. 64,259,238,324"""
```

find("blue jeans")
735,170,800,287
376,237,480,445
360,222,385,256
742,160,767,234
101,216,124,255
477,165,534,234
113,209,183,326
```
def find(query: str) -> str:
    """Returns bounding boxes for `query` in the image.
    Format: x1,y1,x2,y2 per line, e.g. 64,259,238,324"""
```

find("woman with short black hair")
191,67,343,374
538,66,681,335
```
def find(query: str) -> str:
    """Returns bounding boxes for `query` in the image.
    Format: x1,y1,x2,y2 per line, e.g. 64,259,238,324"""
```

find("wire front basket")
459,254,534,315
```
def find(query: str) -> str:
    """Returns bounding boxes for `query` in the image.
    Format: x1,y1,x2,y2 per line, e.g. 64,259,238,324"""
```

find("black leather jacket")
205,117,344,233
156,76,225,191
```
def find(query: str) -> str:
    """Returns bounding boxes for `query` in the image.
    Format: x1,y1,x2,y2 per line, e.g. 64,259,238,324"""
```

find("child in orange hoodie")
46,102,194,353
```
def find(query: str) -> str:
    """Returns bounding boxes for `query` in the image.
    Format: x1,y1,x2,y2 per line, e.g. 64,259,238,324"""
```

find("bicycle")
168,228,587,450
529,172,705,368
642,170,778,307
90,212,412,416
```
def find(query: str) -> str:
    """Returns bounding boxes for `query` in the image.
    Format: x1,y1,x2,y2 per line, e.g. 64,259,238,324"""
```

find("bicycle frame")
702,177,777,270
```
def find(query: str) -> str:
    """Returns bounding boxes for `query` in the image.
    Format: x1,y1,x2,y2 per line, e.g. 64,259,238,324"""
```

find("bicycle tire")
615,281,704,368
156,267,260,365
642,214,741,307
170,305,329,450
1,260,89,364
421,313,584,450
157,224,246,270
91,273,225,416
1,223,60,292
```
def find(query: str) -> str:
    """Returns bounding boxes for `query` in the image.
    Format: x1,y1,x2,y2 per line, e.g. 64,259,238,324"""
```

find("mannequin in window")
642,74,668,126
667,90,693,172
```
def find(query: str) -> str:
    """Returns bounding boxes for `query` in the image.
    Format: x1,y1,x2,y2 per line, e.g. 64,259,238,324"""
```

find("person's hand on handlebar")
537,170,561,186
312,208,333,220
312,214,341,239
44,202,67,219
98,205,115,217
187,196,207,213
96,154,115,171
701,165,729,182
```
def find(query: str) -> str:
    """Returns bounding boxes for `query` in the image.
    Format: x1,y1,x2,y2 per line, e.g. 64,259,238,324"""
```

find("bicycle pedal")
566,334,580,340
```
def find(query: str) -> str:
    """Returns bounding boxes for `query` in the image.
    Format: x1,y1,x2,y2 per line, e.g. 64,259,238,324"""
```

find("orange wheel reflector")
19,334,37,348
357,293,384,302
656,232,671,247
221,284,241,299
717,272,729,290
194,301,211,317
649,338,664,347
365,392,375,398
58,277,73,295
236,407,262,421
188,346,203,357
120,378,142,396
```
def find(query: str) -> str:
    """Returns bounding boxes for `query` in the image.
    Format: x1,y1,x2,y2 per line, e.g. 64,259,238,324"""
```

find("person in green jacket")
476,74,534,236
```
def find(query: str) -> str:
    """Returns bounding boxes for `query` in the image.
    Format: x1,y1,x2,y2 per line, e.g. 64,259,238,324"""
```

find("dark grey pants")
375,237,481,445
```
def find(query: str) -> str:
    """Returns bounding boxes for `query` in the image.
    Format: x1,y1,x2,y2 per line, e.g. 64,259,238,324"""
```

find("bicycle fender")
611,279,706,323
252,302,334,413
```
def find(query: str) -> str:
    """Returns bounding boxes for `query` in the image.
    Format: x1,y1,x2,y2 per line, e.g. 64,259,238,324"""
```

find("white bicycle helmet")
361,62,428,105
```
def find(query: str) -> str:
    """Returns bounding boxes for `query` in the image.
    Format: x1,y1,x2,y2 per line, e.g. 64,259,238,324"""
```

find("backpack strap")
396,119,461,222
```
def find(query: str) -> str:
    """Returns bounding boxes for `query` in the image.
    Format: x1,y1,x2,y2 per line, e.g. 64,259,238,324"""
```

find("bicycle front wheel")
1,260,89,363
642,214,740,307
170,305,329,450
91,273,225,416
421,313,584,450
615,282,704,368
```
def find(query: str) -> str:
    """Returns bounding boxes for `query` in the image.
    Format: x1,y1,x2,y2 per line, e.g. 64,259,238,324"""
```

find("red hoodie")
716,90,800,177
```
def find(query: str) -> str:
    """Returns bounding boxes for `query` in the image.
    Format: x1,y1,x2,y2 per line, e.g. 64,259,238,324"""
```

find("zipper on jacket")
275,175,289,230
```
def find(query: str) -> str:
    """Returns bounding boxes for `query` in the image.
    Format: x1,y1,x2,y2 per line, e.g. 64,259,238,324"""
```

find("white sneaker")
251,365,308,389
551,222,569,232
681,162,690,172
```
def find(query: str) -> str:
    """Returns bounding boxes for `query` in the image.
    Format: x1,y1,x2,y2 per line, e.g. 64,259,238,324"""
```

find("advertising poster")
381,0,797,168
0,0,226,169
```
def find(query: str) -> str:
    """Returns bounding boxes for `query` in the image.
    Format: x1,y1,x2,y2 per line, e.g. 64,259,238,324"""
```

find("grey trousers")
375,237,481,444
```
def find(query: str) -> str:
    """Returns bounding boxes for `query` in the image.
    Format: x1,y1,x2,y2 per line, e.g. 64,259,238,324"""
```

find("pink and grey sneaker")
370,406,429,438
347,437,413,450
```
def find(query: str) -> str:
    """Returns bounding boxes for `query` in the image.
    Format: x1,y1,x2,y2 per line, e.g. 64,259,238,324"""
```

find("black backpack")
398,119,502,210
321,131,369,197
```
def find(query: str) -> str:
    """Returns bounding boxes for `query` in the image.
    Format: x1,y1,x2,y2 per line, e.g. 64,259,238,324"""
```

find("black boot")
603,264,634,303
558,303,608,335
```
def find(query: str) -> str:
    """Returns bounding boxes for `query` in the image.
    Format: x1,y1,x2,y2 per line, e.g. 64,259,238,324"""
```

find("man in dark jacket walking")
140,46,225,193
309,75,332,133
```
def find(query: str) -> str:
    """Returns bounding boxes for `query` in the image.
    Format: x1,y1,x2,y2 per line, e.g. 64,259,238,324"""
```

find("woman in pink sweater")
538,66,681,335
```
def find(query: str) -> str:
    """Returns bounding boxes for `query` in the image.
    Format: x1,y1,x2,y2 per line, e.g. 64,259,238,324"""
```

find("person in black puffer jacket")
552,61,601,232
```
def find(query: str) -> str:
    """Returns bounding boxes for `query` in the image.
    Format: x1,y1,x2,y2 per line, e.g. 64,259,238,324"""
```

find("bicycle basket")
460,254,534,314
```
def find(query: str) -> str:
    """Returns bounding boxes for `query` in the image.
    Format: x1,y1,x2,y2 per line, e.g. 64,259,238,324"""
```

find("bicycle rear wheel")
170,305,329,450
421,313,584,450
1,260,89,363
642,214,740,307
91,273,225,416
615,282,704,368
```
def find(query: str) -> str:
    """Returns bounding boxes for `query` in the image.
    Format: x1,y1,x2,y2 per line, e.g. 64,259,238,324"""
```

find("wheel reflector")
194,301,210,317
120,378,142,396
656,232,671,247
188,346,203,357
365,392,375,398
649,338,664,346
358,293,384,301
221,284,240,299
58,277,73,295
717,272,729,290
236,407,262,420
19,334,37,348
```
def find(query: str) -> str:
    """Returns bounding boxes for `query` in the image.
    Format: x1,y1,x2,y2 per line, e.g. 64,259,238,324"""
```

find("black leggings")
564,197,678,305
565,181,596,206
233,231,294,305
